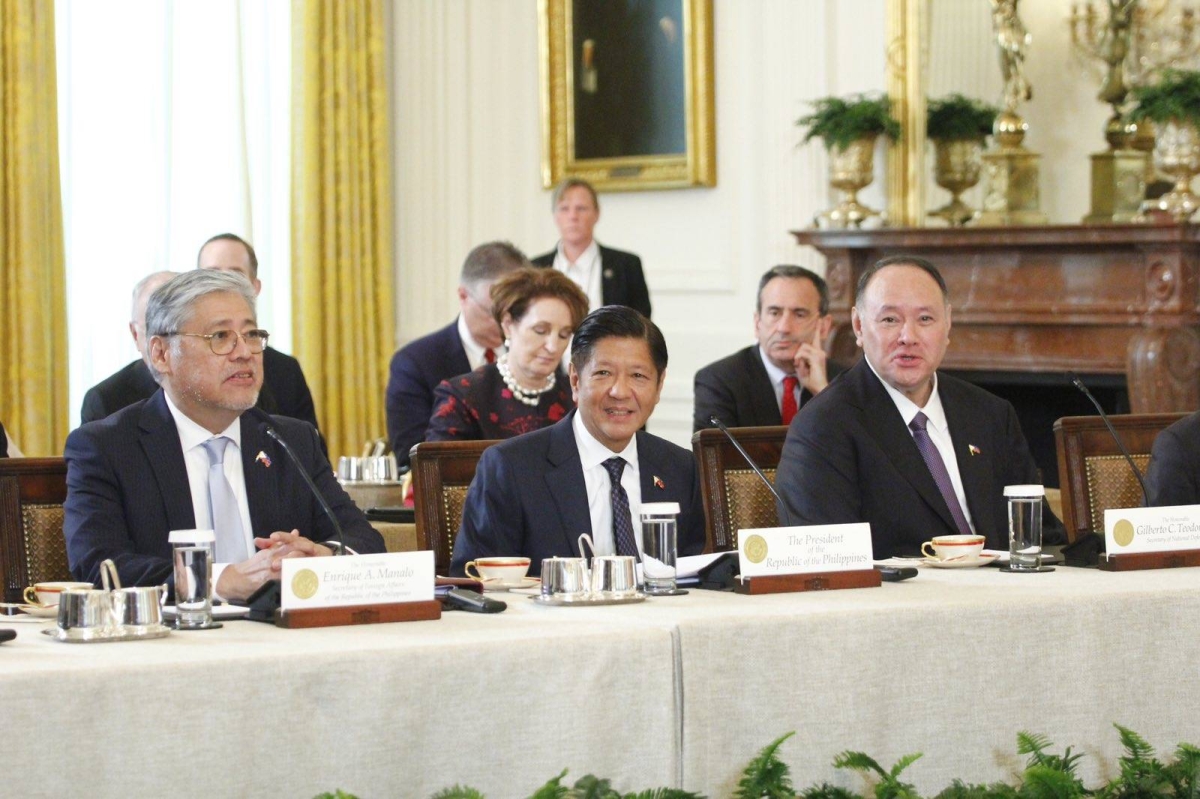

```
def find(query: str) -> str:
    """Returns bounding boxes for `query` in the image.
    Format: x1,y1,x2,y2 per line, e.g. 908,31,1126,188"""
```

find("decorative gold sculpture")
978,0,1047,226
821,137,881,229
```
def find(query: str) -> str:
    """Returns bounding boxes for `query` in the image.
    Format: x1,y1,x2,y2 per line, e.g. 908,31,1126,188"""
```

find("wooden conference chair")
410,440,499,575
0,458,73,603
1054,413,1186,543
691,426,789,553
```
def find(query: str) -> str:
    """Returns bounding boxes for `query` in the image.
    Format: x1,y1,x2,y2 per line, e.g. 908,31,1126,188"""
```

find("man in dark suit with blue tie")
451,305,705,575
775,256,1057,558
385,242,527,467
64,270,384,602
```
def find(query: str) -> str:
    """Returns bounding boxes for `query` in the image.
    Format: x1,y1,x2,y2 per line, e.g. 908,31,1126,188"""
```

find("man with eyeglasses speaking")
64,270,384,601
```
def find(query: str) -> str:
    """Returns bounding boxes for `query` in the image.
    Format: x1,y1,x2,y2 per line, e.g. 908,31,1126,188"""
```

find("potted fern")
1128,69,1200,222
796,93,901,228
925,94,999,226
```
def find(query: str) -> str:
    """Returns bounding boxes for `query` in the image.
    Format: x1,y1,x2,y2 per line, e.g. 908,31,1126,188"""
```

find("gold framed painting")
539,0,716,192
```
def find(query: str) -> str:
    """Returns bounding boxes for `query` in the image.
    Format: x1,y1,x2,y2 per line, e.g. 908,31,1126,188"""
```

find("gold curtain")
0,2,67,456
292,0,395,461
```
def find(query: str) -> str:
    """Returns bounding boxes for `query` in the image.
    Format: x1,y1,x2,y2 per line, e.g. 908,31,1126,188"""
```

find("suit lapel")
545,416,592,556
853,363,961,533
598,245,619,306
240,415,274,537
137,391,197,531
742,347,783,425
940,379,995,539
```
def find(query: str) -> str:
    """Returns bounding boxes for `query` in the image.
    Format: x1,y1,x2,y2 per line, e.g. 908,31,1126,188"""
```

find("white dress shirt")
864,360,976,532
572,411,644,556
163,394,257,586
456,313,501,371
758,345,800,415
552,240,603,312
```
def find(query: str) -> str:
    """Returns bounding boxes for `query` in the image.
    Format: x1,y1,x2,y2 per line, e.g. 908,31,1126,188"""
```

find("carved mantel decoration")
792,224,1200,414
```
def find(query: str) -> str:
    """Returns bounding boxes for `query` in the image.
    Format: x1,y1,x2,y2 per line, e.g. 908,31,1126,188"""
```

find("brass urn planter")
929,139,983,226
821,136,879,229
1139,120,1200,222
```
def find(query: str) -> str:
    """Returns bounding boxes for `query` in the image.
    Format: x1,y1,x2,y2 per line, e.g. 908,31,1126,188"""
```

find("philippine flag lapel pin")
653,475,665,490
968,444,981,456
255,450,272,468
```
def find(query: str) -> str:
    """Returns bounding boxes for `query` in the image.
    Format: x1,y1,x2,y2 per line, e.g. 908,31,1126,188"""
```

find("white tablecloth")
4,565,1200,797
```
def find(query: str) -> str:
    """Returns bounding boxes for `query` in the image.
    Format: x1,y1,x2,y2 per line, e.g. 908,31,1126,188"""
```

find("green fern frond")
621,790,705,799
572,774,619,799
1166,742,1200,799
428,788,484,799
527,769,571,799
1019,765,1085,799
890,754,924,780
932,779,1018,798
798,784,859,799
735,731,797,799
1114,724,1156,762
1016,732,1052,762
833,751,888,779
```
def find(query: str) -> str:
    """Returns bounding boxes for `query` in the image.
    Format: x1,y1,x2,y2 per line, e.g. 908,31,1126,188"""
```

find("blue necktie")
909,412,972,535
201,437,249,563
601,457,639,557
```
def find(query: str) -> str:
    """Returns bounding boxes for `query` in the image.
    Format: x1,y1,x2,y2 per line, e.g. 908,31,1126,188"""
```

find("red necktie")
781,375,799,425
484,348,496,364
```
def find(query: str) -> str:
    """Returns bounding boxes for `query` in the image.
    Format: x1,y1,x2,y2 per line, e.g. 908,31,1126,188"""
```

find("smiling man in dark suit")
385,241,528,467
451,305,704,576
64,270,383,601
693,265,835,432
532,178,652,318
775,256,1052,558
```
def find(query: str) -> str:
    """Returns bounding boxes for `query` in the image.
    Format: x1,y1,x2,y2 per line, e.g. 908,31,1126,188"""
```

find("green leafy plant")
1129,69,1200,128
833,750,923,799
796,93,901,151
736,731,797,799
926,94,999,142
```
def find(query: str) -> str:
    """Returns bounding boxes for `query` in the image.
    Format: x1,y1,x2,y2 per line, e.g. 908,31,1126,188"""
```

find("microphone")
262,424,348,556
1067,372,1148,506
709,415,796,525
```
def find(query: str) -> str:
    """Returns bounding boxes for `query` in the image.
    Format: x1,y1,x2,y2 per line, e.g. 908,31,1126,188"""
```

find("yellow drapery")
0,2,67,456
292,0,394,462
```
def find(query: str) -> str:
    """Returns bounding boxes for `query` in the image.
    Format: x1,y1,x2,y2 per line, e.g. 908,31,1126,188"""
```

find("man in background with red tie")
775,256,1060,558
385,241,527,468
692,265,835,432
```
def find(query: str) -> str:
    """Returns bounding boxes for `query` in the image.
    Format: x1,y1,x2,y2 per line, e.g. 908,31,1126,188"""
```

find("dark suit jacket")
450,412,705,576
1146,411,1200,506
532,244,652,318
693,344,837,432
80,347,319,432
63,391,384,588
0,420,7,458
775,359,1048,558
386,320,471,468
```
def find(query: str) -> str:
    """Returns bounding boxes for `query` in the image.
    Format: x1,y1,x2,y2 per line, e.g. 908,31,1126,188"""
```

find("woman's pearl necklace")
496,354,556,407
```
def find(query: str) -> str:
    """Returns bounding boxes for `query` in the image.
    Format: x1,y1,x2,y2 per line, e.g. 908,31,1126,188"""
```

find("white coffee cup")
920,534,985,561
24,581,94,607
464,557,531,587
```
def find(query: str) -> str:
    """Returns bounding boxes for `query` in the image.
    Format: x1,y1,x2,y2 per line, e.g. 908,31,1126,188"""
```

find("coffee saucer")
921,553,998,569
481,577,539,592
19,604,58,618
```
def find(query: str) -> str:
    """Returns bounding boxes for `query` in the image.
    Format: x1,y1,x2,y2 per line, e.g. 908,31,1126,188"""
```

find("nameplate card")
1104,505,1200,556
737,523,873,578
280,551,435,610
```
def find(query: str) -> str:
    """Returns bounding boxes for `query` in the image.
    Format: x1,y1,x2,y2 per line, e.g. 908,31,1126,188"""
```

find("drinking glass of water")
169,529,215,627
1005,485,1045,571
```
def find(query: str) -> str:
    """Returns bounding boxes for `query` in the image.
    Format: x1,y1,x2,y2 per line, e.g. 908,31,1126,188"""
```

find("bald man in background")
80,270,179,424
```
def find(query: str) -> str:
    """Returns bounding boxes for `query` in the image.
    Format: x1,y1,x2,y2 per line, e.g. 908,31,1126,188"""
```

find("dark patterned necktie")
908,412,972,535
601,457,639,557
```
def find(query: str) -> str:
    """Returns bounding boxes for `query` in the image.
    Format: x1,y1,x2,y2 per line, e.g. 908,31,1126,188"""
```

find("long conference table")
5,563,1200,797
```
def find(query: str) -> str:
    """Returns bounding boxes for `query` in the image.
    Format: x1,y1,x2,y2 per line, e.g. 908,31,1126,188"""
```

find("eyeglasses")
163,329,270,355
